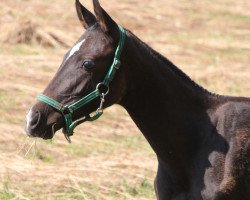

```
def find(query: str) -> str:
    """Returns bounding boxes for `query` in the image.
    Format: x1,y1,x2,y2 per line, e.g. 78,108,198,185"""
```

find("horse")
25,0,250,199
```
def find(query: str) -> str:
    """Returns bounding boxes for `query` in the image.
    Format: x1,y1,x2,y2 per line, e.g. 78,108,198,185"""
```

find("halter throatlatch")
37,26,126,141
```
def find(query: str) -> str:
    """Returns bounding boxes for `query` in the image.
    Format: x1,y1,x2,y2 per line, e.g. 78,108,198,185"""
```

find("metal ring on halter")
61,105,71,115
96,83,109,96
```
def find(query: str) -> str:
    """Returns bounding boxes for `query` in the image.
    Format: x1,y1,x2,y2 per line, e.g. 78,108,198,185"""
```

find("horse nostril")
30,110,41,129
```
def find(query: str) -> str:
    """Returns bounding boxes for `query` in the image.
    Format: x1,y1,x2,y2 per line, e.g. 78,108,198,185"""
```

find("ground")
0,0,249,199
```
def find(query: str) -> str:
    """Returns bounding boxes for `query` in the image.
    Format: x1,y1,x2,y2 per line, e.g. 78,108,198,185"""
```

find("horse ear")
93,0,118,34
75,0,97,29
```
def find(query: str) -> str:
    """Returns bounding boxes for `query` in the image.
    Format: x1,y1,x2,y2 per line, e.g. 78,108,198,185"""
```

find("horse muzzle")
25,106,61,139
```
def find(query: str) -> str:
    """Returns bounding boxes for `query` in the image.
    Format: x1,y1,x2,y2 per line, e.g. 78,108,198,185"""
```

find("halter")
37,26,126,141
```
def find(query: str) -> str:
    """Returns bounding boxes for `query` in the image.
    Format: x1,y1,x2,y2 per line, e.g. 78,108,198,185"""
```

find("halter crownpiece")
37,26,126,140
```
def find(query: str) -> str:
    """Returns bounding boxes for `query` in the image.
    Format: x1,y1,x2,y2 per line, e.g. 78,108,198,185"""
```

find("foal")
25,0,250,199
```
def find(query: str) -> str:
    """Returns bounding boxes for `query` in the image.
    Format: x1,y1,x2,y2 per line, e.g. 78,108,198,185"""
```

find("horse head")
25,0,127,140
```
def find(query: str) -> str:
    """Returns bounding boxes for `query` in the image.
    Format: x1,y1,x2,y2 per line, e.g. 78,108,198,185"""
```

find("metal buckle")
61,105,71,115
96,83,109,96
96,93,105,114
114,58,121,69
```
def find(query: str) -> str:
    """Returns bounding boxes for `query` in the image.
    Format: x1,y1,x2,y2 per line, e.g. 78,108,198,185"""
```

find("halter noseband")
37,26,126,141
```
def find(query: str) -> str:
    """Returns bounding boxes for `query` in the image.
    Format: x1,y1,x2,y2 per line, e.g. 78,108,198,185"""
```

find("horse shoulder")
215,101,250,138
211,100,250,199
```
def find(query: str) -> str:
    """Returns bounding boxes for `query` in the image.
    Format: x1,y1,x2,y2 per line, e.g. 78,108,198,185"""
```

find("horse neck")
119,31,215,164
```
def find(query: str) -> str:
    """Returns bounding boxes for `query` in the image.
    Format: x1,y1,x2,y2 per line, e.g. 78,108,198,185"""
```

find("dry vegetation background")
0,0,249,199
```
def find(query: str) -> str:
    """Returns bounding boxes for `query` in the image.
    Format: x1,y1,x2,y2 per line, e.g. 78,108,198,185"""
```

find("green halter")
37,26,126,141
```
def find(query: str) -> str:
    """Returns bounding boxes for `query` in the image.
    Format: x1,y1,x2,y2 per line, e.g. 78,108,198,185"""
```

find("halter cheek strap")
37,26,126,140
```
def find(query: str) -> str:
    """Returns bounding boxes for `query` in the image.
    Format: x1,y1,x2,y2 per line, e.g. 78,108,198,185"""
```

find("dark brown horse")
25,0,250,199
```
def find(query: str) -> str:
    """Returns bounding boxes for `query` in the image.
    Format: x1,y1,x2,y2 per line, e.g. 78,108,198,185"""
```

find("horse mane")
128,30,215,96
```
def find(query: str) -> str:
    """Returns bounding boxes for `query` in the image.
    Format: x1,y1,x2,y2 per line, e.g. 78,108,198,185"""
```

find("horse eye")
82,60,95,70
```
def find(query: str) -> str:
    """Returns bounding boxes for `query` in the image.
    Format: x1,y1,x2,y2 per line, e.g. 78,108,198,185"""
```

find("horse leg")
155,163,173,199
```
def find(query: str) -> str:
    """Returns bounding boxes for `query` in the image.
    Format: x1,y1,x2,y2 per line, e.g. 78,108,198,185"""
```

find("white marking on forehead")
66,39,86,61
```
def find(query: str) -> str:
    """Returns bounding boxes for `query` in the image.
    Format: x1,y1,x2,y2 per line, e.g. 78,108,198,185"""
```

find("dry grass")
0,0,250,199
4,19,70,48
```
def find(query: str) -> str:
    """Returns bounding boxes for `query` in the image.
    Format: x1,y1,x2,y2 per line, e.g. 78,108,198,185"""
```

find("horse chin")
33,123,62,140
42,123,62,140
41,132,54,140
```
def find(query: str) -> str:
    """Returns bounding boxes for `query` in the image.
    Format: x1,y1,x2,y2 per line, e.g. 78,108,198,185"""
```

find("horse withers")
25,0,250,199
